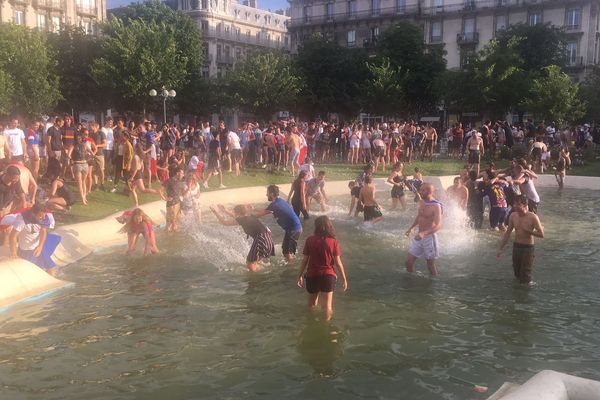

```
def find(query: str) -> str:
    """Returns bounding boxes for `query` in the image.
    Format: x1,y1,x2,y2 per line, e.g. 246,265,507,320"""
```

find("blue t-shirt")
266,197,302,232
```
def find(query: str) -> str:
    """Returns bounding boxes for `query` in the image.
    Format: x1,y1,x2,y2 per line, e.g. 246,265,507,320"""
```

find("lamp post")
149,86,176,124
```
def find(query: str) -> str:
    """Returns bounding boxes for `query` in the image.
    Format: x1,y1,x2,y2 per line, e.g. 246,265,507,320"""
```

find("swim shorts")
468,150,480,165
282,228,302,255
512,242,534,284
305,275,336,294
363,205,382,221
409,233,439,260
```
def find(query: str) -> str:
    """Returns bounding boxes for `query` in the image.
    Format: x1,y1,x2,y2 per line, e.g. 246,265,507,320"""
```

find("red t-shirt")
303,235,340,278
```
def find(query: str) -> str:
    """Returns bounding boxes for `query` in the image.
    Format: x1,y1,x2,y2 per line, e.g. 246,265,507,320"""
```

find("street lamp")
149,86,176,124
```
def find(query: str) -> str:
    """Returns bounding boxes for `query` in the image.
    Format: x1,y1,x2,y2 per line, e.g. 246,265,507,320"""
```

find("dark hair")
486,170,497,179
6,165,20,177
469,170,478,181
297,170,307,180
364,175,372,184
30,202,45,214
514,194,528,205
318,170,326,176
314,215,336,238
267,184,279,197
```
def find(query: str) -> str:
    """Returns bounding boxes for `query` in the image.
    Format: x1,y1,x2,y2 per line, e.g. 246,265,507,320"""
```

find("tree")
224,51,302,120
295,36,369,118
93,1,203,113
360,58,405,117
92,18,189,112
522,65,585,125
110,0,204,114
464,23,567,118
376,21,446,115
47,26,107,113
0,68,14,117
0,24,61,117
579,66,600,123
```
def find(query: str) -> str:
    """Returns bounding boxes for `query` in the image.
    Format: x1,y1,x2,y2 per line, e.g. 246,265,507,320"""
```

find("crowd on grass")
0,114,595,282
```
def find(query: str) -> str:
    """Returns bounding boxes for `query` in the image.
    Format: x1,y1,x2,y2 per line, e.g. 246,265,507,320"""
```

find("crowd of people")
0,114,587,317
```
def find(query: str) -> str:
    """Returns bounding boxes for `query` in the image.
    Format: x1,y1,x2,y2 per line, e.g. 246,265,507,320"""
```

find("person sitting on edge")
210,204,275,272
405,183,443,276
254,185,302,261
497,194,544,285
297,215,348,321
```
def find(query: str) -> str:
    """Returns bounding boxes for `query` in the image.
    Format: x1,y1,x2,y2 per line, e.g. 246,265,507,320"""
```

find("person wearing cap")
466,130,485,176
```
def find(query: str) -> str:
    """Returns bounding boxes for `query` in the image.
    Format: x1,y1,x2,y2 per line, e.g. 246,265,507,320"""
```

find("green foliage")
93,0,203,112
360,58,404,116
0,68,14,117
47,25,107,113
92,18,189,111
579,66,600,123
458,23,568,119
376,21,446,115
295,36,369,118
434,69,479,113
522,65,585,124
0,24,61,117
225,51,302,119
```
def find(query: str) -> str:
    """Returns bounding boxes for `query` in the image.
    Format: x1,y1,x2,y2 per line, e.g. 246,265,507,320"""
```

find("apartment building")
0,0,106,34
287,0,600,80
173,0,290,78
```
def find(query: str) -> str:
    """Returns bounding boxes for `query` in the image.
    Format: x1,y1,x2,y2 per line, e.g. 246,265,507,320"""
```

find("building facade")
287,0,600,80
174,0,290,78
0,0,106,34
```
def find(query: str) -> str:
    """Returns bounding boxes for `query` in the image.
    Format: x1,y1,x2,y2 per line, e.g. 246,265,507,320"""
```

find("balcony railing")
34,0,65,10
77,4,98,16
203,27,287,49
288,0,565,28
9,0,31,6
216,54,234,64
457,31,479,44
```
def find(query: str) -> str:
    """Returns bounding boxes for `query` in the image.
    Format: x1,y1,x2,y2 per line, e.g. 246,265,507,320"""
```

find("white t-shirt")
102,127,114,150
228,131,241,150
188,155,200,170
11,213,54,251
299,163,315,180
4,128,25,157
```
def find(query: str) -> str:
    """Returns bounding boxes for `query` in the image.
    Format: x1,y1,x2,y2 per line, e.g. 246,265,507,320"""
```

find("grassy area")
61,157,600,225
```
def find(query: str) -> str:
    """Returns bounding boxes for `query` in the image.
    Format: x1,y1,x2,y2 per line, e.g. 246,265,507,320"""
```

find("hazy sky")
107,0,289,12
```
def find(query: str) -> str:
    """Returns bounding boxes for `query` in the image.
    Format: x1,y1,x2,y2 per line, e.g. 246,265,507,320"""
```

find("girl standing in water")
297,216,348,320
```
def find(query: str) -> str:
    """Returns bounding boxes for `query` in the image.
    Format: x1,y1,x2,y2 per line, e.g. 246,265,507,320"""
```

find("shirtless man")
421,123,438,162
466,131,485,176
359,175,383,223
497,194,544,284
405,183,443,275
446,176,468,210
287,126,301,176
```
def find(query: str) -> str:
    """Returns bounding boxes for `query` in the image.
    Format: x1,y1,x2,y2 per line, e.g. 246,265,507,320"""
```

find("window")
464,0,475,10
566,41,578,65
528,11,542,26
495,15,507,35
463,16,475,36
235,27,240,37
217,44,222,58
201,0,207,9
432,0,443,12
222,0,226,12
326,2,334,20
235,47,241,59
348,0,357,17
37,14,47,30
303,5,311,22
347,30,356,47
371,0,380,16
201,21,208,32
51,16,61,32
14,10,25,25
566,8,581,30
397,0,405,14
460,48,475,68
430,21,442,43
371,26,379,40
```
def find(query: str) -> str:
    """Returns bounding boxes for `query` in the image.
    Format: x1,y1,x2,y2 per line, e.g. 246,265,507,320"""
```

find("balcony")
216,54,234,65
288,4,420,28
77,4,98,17
9,0,31,6
457,31,479,45
34,0,65,10
204,27,287,49
363,38,378,48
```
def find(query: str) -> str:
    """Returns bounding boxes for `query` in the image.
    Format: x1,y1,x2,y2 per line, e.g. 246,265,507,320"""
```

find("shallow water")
1,188,599,399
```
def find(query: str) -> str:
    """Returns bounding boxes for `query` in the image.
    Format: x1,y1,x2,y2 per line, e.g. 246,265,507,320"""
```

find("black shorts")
305,275,336,294
282,228,301,255
468,150,480,164
231,149,242,162
208,157,221,171
374,147,385,157
132,170,143,181
391,185,405,199
267,148,276,165
363,205,382,221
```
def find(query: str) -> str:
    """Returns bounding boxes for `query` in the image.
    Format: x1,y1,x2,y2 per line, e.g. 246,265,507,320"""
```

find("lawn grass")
61,157,599,225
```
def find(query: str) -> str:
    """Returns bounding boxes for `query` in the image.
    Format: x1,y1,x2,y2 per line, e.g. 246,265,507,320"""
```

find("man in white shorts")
404,183,443,275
